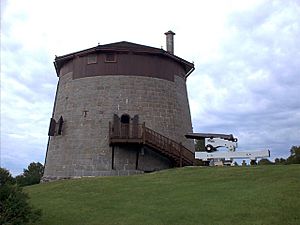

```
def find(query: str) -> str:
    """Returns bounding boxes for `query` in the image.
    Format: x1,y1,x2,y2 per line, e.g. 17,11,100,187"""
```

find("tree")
0,167,15,186
286,146,300,164
259,158,273,165
0,168,41,225
258,158,274,165
250,160,258,166
194,139,210,166
16,162,44,187
290,146,300,156
195,139,206,152
274,158,287,165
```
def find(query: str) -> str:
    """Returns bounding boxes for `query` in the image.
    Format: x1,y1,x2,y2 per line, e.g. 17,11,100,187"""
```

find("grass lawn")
25,165,300,225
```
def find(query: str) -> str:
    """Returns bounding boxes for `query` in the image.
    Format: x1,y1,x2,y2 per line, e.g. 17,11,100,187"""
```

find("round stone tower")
43,32,195,181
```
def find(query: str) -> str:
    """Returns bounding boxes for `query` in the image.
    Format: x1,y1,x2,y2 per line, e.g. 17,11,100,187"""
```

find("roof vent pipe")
164,30,175,54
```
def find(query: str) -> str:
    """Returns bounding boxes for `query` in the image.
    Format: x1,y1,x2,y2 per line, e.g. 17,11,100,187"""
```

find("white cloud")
188,0,300,157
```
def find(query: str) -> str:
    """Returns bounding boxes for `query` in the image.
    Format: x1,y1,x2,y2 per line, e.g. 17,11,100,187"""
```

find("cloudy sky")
1,0,299,175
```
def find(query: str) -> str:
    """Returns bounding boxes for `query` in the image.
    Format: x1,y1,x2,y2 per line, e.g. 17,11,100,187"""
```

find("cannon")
185,133,270,166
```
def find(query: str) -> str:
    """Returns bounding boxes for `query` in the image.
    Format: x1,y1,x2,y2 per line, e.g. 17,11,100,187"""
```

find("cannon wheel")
205,144,215,152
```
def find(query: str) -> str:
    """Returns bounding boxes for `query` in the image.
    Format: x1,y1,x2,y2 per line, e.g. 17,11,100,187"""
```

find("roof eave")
163,51,194,77
54,42,195,77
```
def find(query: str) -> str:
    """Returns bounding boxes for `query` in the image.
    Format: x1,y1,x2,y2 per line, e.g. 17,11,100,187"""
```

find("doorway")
120,114,130,138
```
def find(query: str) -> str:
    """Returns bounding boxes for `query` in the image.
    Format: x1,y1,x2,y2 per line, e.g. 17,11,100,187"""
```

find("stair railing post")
142,122,146,144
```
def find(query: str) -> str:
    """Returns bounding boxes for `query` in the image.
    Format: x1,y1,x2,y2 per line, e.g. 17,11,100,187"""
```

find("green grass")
25,165,300,225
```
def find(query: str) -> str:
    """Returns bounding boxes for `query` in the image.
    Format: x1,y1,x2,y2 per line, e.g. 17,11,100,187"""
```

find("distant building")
43,31,195,181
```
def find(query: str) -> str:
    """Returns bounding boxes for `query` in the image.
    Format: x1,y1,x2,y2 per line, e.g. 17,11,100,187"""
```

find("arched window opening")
120,114,130,124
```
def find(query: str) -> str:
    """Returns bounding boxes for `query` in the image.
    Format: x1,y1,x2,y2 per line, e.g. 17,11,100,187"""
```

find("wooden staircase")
109,122,195,167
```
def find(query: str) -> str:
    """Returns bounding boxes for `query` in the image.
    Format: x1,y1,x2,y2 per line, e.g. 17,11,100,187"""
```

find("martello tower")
43,32,195,181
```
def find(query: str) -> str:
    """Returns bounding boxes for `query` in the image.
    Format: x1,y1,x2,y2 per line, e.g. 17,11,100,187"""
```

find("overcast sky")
1,0,300,175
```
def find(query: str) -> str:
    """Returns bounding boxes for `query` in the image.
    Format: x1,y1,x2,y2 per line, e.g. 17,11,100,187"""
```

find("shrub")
0,168,41,225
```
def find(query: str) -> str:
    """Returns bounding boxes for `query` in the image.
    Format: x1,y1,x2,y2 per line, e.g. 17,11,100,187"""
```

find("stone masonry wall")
43,72,194,179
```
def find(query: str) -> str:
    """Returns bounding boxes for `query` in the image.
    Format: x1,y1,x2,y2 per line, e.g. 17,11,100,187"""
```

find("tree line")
258,146,300,165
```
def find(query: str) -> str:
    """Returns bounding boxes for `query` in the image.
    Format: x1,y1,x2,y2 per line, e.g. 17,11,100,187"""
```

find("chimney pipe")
164,30,175,54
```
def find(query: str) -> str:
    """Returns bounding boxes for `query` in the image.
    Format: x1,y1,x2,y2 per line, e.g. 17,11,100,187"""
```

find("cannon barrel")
185,133,237,142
